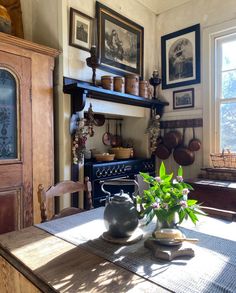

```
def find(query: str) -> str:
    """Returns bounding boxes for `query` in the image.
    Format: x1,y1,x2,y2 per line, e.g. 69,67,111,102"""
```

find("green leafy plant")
136,162,205,226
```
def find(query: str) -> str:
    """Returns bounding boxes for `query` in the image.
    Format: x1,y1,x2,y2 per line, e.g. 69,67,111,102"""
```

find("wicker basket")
110,148,131,159
94,153,115,162
210,149,236,168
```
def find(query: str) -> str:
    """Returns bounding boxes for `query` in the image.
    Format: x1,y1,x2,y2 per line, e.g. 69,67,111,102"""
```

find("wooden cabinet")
0,32,59,233
187,178,236,212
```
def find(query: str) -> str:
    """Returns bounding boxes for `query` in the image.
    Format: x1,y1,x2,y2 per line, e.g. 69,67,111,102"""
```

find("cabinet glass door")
0,69,18,160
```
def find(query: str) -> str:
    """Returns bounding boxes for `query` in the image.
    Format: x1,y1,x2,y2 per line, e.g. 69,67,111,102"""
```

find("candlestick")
149,70,162,100
91,18,97,47
86,45,100,86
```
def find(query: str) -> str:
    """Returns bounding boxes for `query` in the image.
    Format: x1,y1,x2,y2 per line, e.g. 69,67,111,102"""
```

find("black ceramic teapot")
101,179,139,238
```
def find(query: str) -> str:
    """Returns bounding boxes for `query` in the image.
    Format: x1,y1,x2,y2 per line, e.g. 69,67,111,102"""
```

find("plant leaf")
187,199,198,206
178,165,183,177
145,209,155,225
159,162,166,177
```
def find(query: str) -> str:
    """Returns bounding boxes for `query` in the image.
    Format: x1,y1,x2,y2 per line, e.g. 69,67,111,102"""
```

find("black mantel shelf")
63,80,169,115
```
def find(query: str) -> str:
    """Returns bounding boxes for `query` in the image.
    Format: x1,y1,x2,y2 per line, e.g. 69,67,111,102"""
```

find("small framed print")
69,7,93,52
161,24,200,89
173,88,194,109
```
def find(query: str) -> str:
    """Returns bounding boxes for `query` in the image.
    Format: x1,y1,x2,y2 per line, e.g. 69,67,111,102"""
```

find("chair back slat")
46,181,85,198
38,179,92,222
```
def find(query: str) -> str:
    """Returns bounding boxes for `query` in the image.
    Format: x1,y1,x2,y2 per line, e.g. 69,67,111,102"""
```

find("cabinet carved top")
0,32,60,57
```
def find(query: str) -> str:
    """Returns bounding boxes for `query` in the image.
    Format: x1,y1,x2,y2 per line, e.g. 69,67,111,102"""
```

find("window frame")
216,34,236,152
202,20,236,167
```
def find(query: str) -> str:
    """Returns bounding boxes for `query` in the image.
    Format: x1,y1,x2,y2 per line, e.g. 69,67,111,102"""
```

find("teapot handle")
101,182,112,197
100,179,139,204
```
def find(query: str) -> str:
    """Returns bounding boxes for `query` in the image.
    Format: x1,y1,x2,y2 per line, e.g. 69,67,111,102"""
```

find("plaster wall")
156,0,236,178
65,0,157,158
20,0,157,207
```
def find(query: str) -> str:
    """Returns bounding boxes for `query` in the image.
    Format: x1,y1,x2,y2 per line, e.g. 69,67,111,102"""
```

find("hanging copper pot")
155,129,171,160
188,127,201,152
163,129,182,149
173,128,195,166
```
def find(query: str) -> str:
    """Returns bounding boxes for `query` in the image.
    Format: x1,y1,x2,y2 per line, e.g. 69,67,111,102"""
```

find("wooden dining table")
0,207,236,293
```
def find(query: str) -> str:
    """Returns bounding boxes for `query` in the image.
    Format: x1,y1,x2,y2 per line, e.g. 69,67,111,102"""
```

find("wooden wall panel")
0,256,42,293
0,164,22,188
0,189,21,234
0,32,59,226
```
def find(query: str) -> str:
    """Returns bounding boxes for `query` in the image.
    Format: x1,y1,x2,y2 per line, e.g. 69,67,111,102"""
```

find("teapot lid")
112,190,132,202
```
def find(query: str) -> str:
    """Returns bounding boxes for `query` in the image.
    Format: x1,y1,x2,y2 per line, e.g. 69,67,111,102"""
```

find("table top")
0,208,236,293
0,212,169,293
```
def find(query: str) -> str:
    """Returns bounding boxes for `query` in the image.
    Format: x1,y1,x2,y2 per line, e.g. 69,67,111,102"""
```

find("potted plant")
136,162,205,229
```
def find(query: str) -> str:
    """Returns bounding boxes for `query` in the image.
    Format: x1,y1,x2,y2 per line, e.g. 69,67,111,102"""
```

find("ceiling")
136,0,192,15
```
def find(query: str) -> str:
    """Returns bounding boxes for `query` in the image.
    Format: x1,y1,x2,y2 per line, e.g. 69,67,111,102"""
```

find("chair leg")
85,177,93,210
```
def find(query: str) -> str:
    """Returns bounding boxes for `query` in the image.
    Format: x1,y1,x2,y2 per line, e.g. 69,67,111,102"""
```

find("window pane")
0,69,17,159
220,103,236,151
222,40,236,71
222,71,236,98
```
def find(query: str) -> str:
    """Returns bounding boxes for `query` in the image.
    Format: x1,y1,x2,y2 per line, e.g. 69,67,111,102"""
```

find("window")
216,34,236,152
0,69,18,160
202,20,236,166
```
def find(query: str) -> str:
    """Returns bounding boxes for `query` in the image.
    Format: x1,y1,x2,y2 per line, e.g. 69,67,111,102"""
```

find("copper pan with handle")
188,127,201,152
173,128,195,166
102,120,112,146
155,129,171,160
163,129,182,149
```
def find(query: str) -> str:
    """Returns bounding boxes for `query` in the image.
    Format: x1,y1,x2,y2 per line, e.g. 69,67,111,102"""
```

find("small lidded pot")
114,76,125,93
125,74,139,96
139,80,149,98
101,75,113,90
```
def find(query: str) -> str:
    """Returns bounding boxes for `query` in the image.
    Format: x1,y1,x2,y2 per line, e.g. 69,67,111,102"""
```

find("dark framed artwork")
96,2,144,78
173,88,194,109
161,24,200,89
69,7,93,52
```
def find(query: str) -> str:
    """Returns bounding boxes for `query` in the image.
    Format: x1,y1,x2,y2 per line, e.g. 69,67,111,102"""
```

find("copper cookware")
173,128,195,166
188,127,201,152
102,120,112,146
111,120,119,147
163,129,182,150
155,129,171,160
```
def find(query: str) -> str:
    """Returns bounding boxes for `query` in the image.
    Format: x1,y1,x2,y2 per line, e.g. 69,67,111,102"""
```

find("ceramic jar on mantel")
101,75,113,90
125,74,139,96
0,5,11,34
139,80,149,98
114,76,125,93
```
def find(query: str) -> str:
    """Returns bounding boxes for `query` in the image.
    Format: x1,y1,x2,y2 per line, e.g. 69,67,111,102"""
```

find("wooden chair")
38,177,93,222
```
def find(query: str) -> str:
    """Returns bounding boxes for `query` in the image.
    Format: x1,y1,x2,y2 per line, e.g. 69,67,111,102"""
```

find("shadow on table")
34,245,170,293
180,227,236,293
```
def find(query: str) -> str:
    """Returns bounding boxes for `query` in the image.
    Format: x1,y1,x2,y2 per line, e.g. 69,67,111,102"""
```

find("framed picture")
173,88,194,109
69,7,93,52
96,2,144,78
161,24,200,89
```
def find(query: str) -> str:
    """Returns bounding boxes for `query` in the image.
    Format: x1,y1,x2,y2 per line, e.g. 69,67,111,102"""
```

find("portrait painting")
161,24,200,89
69,8,93,52
96,2,144,78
